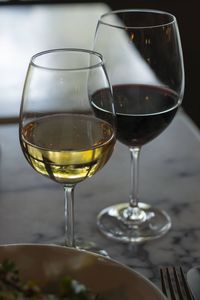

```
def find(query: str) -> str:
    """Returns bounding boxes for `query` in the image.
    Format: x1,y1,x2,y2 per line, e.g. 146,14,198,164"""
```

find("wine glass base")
47,237,109,257
75,239,109,257
97,202,171,243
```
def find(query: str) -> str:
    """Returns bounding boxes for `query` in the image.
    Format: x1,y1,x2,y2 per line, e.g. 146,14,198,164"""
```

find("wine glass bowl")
19,48,116,248
93,9,184,242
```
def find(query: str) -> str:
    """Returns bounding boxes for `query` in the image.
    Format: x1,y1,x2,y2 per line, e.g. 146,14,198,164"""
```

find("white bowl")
0,244,165,299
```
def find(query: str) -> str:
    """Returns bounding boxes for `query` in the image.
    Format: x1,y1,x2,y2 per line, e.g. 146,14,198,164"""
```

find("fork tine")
173,266,185,299
160,267,193,300
160,268,167,296
160,267,176,300
166,267,177,300
179,267,193,300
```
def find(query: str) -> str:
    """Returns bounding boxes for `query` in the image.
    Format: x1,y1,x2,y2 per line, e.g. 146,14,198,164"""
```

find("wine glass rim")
30,48,104,71
99,9,176,29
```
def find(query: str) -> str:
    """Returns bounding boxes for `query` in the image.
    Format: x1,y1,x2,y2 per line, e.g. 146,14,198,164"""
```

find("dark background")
109,0,200,129
92,0,200,129
2,0,200,129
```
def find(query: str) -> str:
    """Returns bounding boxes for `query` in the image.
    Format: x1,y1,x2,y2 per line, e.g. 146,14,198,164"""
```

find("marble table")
0,109,200,288
0,1,200,291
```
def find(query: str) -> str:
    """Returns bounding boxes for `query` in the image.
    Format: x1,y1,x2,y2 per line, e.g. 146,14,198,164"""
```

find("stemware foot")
97,202,171,243
47,237,109,257
75,239,109,257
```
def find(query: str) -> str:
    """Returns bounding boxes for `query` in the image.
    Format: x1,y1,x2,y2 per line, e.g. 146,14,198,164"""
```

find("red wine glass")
93,9,184,242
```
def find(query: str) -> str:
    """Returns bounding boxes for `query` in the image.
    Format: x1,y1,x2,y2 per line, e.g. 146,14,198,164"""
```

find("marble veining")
0,110,200,290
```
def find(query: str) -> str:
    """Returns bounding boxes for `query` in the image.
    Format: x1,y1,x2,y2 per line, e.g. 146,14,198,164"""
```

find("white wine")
21,114,115,184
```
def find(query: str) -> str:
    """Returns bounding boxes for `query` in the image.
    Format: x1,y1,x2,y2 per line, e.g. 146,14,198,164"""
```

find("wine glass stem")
64,185,75,248
129,147,141,208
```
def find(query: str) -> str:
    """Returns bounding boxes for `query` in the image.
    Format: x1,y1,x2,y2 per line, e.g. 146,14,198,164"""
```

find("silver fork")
160,266,194,300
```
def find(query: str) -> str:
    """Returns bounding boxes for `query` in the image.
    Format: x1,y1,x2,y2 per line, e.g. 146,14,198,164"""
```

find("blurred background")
1,0,199,129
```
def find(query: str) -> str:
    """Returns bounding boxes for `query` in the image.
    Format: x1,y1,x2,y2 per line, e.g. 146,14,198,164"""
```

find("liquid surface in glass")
21,114,115,184
92,84,179,147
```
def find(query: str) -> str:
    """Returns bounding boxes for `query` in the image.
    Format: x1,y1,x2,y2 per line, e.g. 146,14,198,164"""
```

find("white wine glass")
93,9,184,242
19,48,116,249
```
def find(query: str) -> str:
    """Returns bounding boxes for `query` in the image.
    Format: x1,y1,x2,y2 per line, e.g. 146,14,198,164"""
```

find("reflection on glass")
93,9,184,243
19,48,116,251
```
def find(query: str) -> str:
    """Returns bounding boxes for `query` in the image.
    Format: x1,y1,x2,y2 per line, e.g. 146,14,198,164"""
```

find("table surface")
1,2,200,290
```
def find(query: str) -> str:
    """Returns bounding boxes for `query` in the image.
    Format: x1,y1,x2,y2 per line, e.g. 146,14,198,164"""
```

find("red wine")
91,84,179,147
